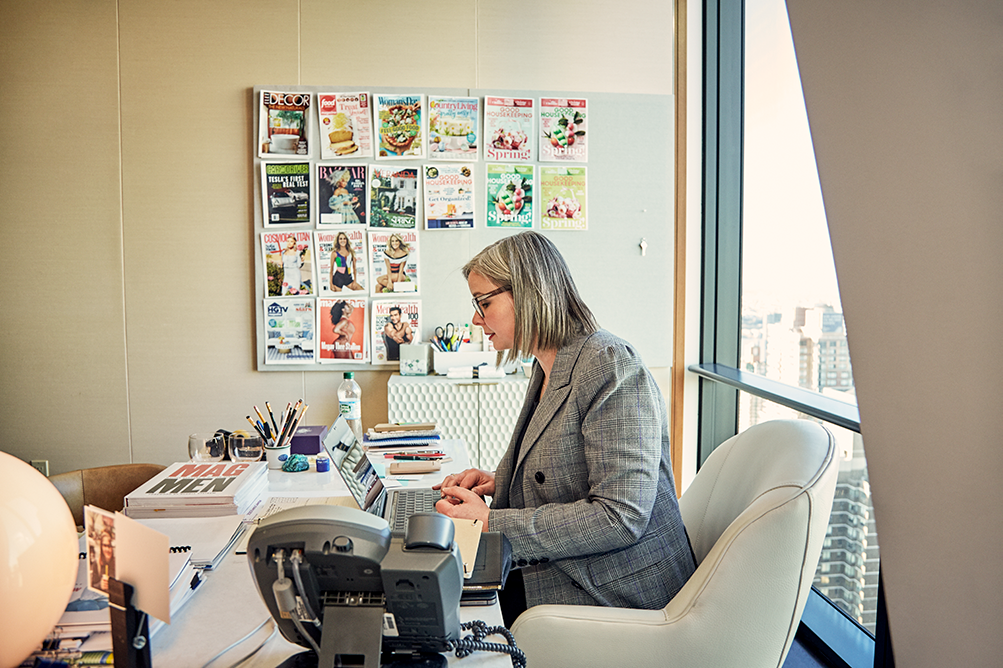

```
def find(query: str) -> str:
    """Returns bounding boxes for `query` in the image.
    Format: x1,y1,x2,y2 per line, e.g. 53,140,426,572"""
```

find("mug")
264,444,291,470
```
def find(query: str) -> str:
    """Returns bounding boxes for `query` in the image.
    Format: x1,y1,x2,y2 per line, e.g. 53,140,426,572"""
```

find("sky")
742,0,843,312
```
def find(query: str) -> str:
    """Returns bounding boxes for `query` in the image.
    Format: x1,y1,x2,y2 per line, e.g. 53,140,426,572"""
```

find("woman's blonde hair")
463,231,597,362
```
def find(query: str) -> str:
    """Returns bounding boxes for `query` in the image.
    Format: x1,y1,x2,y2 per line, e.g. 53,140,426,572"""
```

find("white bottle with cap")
338,371,364,444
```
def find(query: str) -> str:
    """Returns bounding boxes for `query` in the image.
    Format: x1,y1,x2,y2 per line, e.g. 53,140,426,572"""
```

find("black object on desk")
108,578,152,668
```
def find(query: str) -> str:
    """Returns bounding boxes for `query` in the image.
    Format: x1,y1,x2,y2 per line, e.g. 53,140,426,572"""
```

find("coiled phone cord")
446,620,527,668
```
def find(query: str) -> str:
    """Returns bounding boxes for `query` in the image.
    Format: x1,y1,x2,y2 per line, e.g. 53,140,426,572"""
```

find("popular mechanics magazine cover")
423,163,475,230
262,162,312,226
427,95,480,161
317,164,367,226
315,227,368,297
369,229,419,296
368,165,420,229
258,90,313,158
263,298,316,364
318,296,367,363
375,93,425,159
261,231,315,297
539,98,587,162
370,299,420,365
540,166,587,231
484,96,534,162
486,164,534,228
317,92,374,160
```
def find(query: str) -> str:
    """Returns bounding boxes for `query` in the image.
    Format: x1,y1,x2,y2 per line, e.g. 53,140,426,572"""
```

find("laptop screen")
322,416,385,515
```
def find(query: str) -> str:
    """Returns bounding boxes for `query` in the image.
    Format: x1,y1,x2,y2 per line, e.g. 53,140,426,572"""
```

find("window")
696,0,892,665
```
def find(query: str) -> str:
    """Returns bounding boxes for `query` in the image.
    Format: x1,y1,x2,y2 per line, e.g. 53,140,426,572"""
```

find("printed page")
371,299,421,365
485,164,535,228
540,165,588,231
315,226,368,296
317,163,368,226
318,296,368,363
368,229,420,296
317,91,374,160
427,95,480,161
539,97,588,162
423,163,475,230
258,90,313,158
374,93,425,159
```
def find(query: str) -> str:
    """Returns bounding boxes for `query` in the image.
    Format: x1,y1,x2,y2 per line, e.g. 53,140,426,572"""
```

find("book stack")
123,461,268,519
362,422,442,449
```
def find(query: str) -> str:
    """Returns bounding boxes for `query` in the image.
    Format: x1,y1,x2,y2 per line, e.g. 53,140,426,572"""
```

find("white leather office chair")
510,419,838,668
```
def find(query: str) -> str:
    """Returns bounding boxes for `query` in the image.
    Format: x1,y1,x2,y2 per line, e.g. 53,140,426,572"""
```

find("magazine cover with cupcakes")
484,96,534,162
539,98,587,162
317,92,374,160
486,164,534,228
540,165,587,231
427,95,480,161
374,93,425,159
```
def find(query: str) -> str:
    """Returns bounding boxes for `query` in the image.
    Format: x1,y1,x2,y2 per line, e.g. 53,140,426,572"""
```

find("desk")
151,441,512,667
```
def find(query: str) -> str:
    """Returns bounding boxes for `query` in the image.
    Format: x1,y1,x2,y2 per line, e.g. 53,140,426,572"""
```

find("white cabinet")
387,374,530,471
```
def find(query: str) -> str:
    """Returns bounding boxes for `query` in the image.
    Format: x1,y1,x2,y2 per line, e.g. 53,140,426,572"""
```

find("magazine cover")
261,231,315,297
318,297,368,363
315,227,368,296
263,298,316,364
368,165,420,229
539,98,588,162
427,95,480,160
371,299,421,365
262,162,312,226
540,166,588,231
258,90,312,158
317,91,374,160
317,164,367,226
484,96,534,162
369,229,419,296
375,93,425,159
486,164,534,228
423,163,475,230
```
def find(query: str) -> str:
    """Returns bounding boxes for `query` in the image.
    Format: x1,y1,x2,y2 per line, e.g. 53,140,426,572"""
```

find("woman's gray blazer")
489,329,696,609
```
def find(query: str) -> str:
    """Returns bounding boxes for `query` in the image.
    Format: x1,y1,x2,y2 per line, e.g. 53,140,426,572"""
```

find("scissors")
434,323,456,351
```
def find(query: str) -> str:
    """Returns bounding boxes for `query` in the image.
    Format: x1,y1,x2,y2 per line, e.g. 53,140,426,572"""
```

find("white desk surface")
152,439,513,667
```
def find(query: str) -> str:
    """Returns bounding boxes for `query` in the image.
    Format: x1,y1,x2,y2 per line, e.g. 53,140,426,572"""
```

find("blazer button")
529,558,539,566
540,557,549,563
518,558,528,567
535,471,545,484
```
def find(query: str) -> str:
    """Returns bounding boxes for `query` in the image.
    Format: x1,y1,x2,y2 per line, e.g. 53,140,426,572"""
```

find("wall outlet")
30,460,49,477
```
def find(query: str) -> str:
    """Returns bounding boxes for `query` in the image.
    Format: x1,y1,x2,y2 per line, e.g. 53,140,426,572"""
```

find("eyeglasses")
471,286,510,318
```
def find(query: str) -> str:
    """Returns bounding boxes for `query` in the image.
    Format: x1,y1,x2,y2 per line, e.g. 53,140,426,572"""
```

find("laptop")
322,416,440,533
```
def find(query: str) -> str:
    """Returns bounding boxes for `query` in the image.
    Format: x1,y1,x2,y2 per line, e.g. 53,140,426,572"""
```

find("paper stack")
123,461,268,519
363,422,442,449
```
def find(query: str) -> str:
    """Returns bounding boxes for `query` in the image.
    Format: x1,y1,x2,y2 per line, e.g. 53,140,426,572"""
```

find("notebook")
323,416,439,533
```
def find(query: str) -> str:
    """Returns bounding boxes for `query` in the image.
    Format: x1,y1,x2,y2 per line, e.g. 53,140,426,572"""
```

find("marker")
265,401,279,435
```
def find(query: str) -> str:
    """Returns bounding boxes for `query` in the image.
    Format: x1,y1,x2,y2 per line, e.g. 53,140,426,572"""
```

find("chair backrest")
672,419,838,666
49,463,166,527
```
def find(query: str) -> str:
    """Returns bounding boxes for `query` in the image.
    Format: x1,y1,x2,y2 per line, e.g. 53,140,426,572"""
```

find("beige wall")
0,0,674,474
787,0,1003,665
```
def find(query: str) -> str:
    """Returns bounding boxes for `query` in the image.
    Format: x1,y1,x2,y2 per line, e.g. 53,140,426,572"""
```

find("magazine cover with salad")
375,93,425,159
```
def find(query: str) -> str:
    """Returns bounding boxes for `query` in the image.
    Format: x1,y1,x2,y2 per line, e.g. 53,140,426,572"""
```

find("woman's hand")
433,468,495,497
435,486,490,528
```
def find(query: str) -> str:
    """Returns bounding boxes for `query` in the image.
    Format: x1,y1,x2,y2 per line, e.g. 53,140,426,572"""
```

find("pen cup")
264,444,290,470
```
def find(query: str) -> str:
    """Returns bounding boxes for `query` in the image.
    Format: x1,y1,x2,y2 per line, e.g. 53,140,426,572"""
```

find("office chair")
49,463,166,528
510,419,838,668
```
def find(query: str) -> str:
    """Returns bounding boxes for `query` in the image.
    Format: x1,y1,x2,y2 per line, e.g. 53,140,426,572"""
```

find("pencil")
265,401,279,435
246,415,267,441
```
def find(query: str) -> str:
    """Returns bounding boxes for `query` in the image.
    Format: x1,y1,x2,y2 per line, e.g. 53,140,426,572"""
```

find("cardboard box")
290,424,328,455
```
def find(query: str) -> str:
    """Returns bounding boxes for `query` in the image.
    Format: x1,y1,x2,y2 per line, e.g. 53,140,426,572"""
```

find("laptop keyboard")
390,489,440,533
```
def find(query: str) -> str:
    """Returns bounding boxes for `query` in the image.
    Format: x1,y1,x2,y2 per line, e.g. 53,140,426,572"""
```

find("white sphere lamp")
0,451,79,668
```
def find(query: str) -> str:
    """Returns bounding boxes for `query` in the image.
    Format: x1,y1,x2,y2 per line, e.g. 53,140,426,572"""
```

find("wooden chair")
49,463,166,527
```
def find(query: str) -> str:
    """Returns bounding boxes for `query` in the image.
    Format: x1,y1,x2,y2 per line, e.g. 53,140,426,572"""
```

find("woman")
329,300,356,359
281,234,304,295
328,170,361,225
434,231,695,622
329,231,363,292
375,233,409,293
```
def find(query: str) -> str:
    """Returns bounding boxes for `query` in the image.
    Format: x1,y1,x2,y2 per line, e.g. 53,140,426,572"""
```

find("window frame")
696,1,894,665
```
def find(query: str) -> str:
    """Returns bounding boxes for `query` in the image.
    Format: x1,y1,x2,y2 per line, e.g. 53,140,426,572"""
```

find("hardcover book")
124,461,268,518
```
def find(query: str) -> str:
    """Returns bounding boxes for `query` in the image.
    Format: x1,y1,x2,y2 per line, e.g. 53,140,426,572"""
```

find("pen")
392,455,445,461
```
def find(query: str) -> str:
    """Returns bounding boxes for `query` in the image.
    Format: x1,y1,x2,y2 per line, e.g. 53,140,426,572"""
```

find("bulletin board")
252,85,673,371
